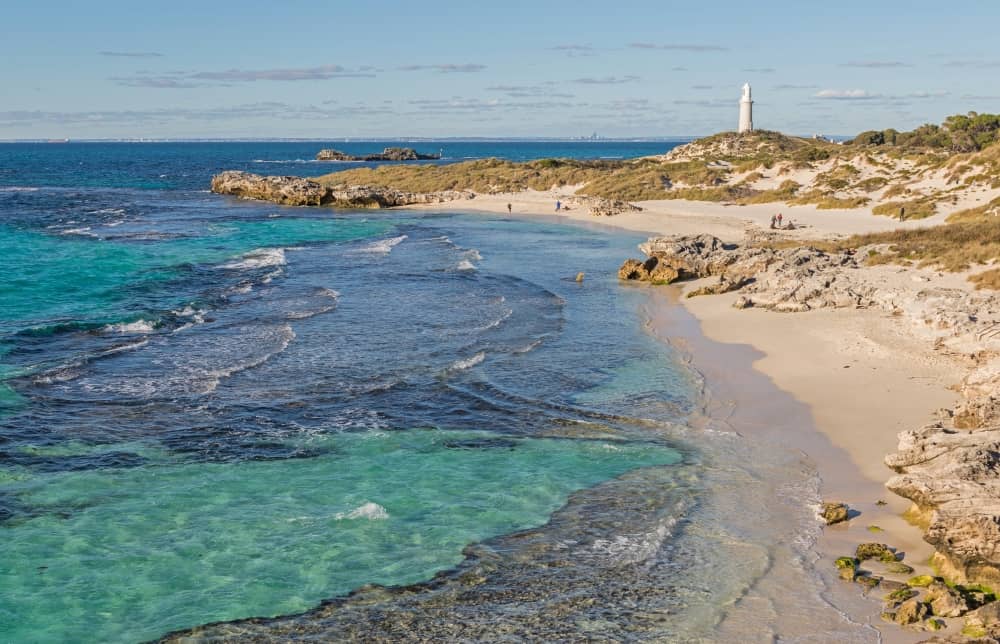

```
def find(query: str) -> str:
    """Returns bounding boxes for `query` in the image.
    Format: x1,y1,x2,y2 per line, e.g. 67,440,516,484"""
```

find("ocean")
0,142,876,642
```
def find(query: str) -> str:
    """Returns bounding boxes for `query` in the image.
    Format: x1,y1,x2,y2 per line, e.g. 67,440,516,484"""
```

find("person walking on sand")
899,206,905,221
556,200,562,212
770,215,777,229
776,213,783,227
507,203,512,214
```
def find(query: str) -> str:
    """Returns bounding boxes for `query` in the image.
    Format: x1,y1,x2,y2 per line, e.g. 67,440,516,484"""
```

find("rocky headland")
210,171,473,208
620,234,1000,639
315,147,441,162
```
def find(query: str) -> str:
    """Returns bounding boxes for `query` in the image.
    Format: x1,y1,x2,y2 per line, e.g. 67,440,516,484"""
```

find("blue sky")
3,0,1000,139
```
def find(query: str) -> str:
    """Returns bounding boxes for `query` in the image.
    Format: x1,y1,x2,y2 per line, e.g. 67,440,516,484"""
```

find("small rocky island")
315,147,441,162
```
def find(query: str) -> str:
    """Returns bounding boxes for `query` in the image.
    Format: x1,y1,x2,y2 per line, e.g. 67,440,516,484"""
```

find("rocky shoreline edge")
621,234,1000,641
210,170,643,216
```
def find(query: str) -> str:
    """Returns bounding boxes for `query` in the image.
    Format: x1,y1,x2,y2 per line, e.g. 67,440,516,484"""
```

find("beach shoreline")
402,193,969,638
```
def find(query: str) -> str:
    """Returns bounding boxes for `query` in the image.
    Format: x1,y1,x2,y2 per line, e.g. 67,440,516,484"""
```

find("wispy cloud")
814,89,881,100
549,44,595,57
945,60,1000,68
742,67,775,73
773,84,818,91
962,93,1000,101
486,83,574,99
691,85,714,90
0,102,396,127
112,65,376,87
842,61,910,68
673,98,731,109
629,42,728,52
813,89,947,103
397,64,487,73
99,51,164,58
572,75,639,85
192,65,374,82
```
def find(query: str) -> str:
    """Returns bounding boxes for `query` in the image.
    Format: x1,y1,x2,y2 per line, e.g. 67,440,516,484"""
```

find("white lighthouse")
738,82,753,134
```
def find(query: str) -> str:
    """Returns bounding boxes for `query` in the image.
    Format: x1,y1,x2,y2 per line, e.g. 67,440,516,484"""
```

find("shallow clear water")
0,142,874,642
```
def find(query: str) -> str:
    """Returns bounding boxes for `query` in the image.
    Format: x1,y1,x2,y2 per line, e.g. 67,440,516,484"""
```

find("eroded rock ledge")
621,235,1000,595
210,171,473,208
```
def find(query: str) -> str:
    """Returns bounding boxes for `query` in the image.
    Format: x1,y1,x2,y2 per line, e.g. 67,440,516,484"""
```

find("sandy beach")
407,186,953,241
409,191,973,639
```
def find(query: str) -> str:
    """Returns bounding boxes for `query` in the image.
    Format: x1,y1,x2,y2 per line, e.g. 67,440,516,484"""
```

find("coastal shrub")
872,199,936,220
857,176,889,192
739,179,800,204
882,184,909,200
947,196,1000,223
970,268,1000,290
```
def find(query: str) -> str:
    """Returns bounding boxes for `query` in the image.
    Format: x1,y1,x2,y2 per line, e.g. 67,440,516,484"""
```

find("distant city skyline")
4,0,1000,139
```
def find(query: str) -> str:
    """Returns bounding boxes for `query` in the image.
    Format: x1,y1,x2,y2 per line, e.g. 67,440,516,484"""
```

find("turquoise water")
0,144,705,642
1,430,679,642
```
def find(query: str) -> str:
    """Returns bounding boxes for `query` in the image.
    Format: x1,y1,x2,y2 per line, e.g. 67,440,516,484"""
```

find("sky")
3,0,1000,139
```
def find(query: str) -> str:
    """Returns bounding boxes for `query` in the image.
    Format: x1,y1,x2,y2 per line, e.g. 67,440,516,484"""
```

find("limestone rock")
856,543,896,562
617,257,679,284
926,581,971,617
210,170,329,206
821,502,849,525
882,598,929,626
210,172,473,209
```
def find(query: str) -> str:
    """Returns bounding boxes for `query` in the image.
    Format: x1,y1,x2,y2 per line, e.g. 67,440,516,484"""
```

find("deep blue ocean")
0,142,873,642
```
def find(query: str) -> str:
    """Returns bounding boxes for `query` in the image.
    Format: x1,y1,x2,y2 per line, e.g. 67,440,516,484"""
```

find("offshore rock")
315,147,441,162
210,171,473,209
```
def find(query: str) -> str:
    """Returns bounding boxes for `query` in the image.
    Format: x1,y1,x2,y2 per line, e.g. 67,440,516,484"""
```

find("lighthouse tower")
738,82,753,134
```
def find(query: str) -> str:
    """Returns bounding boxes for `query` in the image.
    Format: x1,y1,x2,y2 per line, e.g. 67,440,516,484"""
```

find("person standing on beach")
776,213,783,227
507,203,512,214
770,215,777,229
556,200,562,212
899,206,906,221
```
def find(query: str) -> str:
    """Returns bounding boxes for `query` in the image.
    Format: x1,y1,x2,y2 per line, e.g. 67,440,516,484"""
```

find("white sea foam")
513,339,543,354
357,234,407,255
446,352,485,374
456,259,477,271
103,319,157,334
335,502,389,521
61,227,96,237
462,248,483,262
220,248,287,270
0,186,39,192
476,308,512,331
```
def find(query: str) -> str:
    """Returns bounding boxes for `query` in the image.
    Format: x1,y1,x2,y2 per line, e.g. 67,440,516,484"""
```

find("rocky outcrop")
211,171,330,206
316,147,441,162
210,171,473,208
623,234,1000,592
564,196,643,217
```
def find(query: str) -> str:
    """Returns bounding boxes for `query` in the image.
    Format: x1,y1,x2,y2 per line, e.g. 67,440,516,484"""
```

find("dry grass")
970,267,1000,290
947,195,1000,223
872,199,937,220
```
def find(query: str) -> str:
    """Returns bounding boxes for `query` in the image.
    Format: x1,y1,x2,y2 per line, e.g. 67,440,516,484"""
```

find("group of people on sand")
769,213,795,230
504,201,572,214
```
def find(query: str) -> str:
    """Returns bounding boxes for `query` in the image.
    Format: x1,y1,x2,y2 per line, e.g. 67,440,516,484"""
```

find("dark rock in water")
820,502,849,525
856,542,896,562
443,438,520,450
315,147,441,162
0,449,147,473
